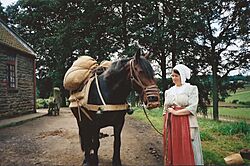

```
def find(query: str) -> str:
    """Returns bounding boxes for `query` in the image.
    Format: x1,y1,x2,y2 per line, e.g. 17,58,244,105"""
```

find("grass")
131,106,250,165
207,107,250,120
225,84,250,104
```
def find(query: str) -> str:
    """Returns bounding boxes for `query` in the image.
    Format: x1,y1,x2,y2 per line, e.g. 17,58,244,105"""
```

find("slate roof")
0,19,36,57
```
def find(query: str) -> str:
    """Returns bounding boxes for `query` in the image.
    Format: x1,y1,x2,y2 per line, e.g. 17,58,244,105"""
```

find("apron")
164,106,195,166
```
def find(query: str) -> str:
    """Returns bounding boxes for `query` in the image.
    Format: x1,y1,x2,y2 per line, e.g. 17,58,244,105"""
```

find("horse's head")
129,49,160,109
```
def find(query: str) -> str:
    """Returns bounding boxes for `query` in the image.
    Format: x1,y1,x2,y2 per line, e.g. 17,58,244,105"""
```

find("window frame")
6,55,17,90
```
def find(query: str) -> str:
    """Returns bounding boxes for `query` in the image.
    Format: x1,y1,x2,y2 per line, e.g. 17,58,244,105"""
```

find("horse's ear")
134,49,141,63
144,52,150,59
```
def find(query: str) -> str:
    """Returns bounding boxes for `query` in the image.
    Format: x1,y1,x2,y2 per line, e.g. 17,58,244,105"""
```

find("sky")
1,0,17,7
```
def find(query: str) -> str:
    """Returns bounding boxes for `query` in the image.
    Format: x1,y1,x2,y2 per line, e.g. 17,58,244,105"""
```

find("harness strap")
76,99,93,121
130,60,145,89
84,104,129,112
95,73,106,105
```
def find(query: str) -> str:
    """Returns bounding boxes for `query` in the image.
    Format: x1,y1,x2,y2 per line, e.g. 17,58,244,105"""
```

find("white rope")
95,73,106,105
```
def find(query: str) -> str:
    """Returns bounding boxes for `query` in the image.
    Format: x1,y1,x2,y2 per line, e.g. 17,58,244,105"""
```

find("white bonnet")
173,64,191,85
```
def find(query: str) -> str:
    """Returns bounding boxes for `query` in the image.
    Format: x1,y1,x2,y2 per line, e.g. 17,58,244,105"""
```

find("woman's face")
171,71,181,86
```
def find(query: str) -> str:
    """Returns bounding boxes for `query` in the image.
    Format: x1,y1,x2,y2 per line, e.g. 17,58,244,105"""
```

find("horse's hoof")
112,160,122,166
82,163,88,166
82,160,88,166
89,154,99,166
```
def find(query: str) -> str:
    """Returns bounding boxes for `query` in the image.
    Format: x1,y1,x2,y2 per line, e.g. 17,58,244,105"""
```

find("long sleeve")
163,90,169,115
185,86,199,116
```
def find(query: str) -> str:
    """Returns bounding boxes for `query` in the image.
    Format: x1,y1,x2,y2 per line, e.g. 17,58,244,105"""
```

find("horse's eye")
135,67,143,73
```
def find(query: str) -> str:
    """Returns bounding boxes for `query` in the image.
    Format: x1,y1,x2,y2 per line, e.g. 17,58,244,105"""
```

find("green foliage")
202,150,225,165
244,133,250,142
200,131,214,141
0,2,8,23
36,77,53,98
36,98,49,109
217,121,250,135
36,97,55,109
232,99,239,104
239,101,250,105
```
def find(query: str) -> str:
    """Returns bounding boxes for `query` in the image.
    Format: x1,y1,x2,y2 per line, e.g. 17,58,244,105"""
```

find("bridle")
129,59,160,109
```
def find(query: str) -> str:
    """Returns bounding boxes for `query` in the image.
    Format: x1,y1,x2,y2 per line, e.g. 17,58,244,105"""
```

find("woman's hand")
167,107,176,115
168,107,191,116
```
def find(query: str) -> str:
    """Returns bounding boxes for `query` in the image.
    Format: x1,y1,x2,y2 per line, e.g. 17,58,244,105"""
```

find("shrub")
232,99,239,104
200,131,214,141
36,98,50,109
203,150,224,165
217,121,250,135
238,101,250,105
244,133,250,142
239,101,246,105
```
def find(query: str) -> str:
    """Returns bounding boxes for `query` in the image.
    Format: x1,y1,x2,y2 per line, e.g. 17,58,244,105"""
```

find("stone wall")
0,45,36,119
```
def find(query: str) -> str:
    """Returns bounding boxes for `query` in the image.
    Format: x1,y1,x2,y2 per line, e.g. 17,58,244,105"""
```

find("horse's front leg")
112,120,125,166
79,122,93,166
71,108,92,166
90,127,100,166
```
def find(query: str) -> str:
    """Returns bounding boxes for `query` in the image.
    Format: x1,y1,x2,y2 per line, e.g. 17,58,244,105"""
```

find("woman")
163,64,204,166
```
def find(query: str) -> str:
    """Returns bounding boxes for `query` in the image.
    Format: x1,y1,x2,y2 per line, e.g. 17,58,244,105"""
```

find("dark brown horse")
70,49,160,166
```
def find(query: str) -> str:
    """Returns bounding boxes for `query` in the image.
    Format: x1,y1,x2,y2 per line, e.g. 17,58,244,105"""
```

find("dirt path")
0,108,163,166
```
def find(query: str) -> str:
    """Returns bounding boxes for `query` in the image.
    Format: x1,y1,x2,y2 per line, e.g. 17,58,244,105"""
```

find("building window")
6,55,16,89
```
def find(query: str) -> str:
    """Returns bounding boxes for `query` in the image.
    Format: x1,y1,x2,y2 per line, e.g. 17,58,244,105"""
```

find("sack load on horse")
63,56,98,91
64,56,114,109
95,60,113,75
100,60,112,68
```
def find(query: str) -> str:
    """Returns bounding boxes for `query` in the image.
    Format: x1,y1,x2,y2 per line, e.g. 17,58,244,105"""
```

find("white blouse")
164,83,199,127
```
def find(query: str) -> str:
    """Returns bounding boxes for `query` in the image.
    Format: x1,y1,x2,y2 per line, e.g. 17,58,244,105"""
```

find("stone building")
0,19,36,119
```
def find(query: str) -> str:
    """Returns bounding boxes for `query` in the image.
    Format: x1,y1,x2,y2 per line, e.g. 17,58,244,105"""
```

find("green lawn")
131,107,250,165
207,107,250,120
225,84,250,104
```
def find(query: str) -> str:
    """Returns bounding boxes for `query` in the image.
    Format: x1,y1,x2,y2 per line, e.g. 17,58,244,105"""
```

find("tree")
132,0,207,102
6,0,249,114
5,0,148,105
0,2,8,22
195,0,250,120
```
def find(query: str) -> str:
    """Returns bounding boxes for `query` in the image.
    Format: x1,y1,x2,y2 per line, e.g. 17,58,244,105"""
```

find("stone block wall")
0,45,36,119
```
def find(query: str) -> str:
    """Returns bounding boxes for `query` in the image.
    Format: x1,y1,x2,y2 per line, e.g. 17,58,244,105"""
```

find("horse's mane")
104,58,129,77
137,57,154,79
104,57,154,79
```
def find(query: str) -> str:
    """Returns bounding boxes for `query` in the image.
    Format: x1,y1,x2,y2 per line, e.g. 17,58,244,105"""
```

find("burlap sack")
100,60,112,68
224,153,244,165
63,56,98,91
